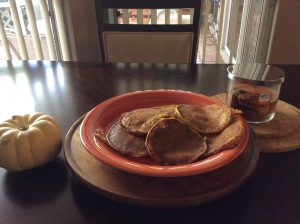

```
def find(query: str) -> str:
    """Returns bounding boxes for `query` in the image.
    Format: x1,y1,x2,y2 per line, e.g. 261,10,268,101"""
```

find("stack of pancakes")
94,104,244,165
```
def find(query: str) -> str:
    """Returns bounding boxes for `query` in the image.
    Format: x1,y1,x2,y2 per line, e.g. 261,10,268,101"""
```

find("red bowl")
80,90,249,177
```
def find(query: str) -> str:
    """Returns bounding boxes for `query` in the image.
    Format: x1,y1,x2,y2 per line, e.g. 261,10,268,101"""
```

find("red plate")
80,90,249,177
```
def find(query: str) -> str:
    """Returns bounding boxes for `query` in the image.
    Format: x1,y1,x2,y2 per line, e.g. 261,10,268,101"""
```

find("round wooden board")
63,116,259,208
211,93,300,153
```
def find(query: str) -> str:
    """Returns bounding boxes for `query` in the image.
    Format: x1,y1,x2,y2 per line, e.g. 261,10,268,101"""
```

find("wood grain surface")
1,62,300,223
211,93,300,153
64,116,259,208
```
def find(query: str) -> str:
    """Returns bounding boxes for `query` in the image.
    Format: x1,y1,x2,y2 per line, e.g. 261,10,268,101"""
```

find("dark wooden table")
0,61,299,224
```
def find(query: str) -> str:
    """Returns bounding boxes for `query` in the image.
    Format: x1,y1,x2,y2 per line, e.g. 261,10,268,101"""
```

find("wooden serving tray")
63,116,259,208
212,93,300,153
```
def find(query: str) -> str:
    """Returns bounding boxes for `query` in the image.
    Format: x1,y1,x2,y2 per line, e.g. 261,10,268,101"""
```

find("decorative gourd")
0,113,62,172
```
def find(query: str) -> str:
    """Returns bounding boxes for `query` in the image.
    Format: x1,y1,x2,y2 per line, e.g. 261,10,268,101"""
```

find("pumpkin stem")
12,115,29,131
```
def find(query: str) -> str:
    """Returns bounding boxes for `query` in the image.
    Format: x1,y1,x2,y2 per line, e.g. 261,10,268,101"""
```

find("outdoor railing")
0,0,69,60
0,0,250,64
111,0,236,64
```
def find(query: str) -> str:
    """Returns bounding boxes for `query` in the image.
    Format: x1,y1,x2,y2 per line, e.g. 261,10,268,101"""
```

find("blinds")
0,0,70,60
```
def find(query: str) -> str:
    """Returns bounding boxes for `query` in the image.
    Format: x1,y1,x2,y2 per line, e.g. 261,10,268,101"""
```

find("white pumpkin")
0,113,62,172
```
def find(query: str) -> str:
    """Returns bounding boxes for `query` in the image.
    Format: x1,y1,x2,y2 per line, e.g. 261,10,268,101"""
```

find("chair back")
95,0,202,63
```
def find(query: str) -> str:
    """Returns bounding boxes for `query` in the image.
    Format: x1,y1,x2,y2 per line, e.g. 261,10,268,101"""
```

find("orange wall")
268,0,300,64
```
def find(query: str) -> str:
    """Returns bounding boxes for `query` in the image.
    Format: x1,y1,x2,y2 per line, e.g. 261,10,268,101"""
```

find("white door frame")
220,0,278,64
219,0,232,63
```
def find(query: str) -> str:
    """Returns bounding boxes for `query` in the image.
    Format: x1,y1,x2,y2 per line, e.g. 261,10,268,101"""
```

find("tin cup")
227,63,285,123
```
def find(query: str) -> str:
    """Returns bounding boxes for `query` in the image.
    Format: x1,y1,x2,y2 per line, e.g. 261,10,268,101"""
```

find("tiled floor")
197,30,224,64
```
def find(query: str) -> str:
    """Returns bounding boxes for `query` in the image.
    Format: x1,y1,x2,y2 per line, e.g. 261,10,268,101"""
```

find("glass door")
222,0,244,63
220,0,278,63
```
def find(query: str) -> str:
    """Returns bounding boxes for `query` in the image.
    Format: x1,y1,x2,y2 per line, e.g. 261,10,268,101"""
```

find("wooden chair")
94,0,202,63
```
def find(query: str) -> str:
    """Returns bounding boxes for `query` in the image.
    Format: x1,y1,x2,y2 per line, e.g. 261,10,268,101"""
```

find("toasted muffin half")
175,104,232,134
146,118,207,165
120,105,177,136
106,120,149,157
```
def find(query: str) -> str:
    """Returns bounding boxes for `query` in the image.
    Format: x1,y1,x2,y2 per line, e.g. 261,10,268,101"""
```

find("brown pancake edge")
204,115,244,157
120,105,177,136
106,120,149,157
175,104,232,134
145,118,207,165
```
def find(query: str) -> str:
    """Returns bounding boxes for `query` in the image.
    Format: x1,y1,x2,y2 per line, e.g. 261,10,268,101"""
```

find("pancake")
120,105,177,136
146,118,207,165
175,104,232,134
94,128,109,145
106,120,149,157
203,115,244,157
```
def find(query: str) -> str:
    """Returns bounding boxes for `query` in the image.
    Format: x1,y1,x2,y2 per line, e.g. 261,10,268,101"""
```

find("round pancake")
248,100,300,138
106,120,148,157
204,115,244,157
175,104,232,134
146,118,207,165
120,105,177,136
